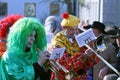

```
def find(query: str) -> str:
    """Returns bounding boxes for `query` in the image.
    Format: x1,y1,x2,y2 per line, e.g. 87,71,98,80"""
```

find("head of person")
105,25,119,44
0,14,23,41
91,21,106,37
61,12,80,39
105,25,120,52
105,25,120,48
7,17,47,57
44,16,62,35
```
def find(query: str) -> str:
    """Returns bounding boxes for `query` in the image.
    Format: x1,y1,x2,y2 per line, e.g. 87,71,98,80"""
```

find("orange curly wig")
0,14,23,40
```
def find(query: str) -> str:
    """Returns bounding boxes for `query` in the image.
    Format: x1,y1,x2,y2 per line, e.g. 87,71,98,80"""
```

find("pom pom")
62,12,69,19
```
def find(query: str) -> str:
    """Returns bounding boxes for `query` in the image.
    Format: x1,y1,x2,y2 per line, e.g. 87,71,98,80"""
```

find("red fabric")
51,46,99,80
0,42,6,58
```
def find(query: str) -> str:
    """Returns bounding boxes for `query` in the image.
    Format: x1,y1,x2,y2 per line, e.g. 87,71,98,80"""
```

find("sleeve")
83,54,99,71
77,46,99,72
71,51,99,74
58,52,90,75
75,43,99,71
115,51,120,72
107,45,117,72
1,59,35,80
115,57,120,72
1,57,51,80
33,62,51,80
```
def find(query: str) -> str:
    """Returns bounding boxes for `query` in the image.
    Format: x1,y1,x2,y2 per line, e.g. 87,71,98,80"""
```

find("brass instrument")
85,34,120,76
44,59,75,80
78,26,120,76
94,34,109,52
44,28,120,79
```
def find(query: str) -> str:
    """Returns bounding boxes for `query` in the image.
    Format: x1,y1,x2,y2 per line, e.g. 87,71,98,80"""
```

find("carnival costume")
0,18,49,80
51,13,99,80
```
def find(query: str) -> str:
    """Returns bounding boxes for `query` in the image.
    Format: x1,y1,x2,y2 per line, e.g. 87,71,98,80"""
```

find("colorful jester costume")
50,13,99,80
0,14,23,57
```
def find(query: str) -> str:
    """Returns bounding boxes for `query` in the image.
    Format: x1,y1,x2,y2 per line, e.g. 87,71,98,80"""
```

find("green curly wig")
6,17,47,59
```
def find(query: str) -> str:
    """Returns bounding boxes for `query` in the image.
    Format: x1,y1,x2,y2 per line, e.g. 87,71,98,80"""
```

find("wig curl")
0,14,23,40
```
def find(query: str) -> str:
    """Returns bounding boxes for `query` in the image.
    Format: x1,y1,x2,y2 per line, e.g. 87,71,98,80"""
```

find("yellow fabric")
61,15,80,27
51,32,80,56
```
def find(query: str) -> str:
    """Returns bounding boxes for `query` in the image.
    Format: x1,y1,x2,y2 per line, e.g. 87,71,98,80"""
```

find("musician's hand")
38,51,50,66
99,66,108,79
84,49,94,58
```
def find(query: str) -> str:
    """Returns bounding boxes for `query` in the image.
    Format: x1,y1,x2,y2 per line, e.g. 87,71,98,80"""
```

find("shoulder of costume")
51,31,66,47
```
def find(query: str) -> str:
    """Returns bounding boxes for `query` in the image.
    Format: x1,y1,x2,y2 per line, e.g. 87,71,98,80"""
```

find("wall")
0,0,67,24
103,0,120,26
79,0,100,24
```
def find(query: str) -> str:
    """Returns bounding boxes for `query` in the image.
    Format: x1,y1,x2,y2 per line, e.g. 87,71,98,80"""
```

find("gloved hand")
84,49,94,58
38,51,50,67
99,66,108,79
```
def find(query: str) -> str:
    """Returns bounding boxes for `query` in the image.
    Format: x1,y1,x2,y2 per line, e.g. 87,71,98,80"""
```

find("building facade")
0,0,67,24
79,0,120,26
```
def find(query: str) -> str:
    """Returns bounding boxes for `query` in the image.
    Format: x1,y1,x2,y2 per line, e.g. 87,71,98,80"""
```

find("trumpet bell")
44,60,74,80
94,35,109,52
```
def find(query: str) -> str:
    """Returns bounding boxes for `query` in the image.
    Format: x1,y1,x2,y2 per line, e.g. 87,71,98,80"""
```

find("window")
0,2,7,16
24,3,36,17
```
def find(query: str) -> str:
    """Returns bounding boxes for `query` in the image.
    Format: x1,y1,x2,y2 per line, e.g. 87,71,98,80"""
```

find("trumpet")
43,59,76,80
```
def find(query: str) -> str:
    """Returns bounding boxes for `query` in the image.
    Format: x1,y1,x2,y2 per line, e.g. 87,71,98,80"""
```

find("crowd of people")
0,12,120,80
